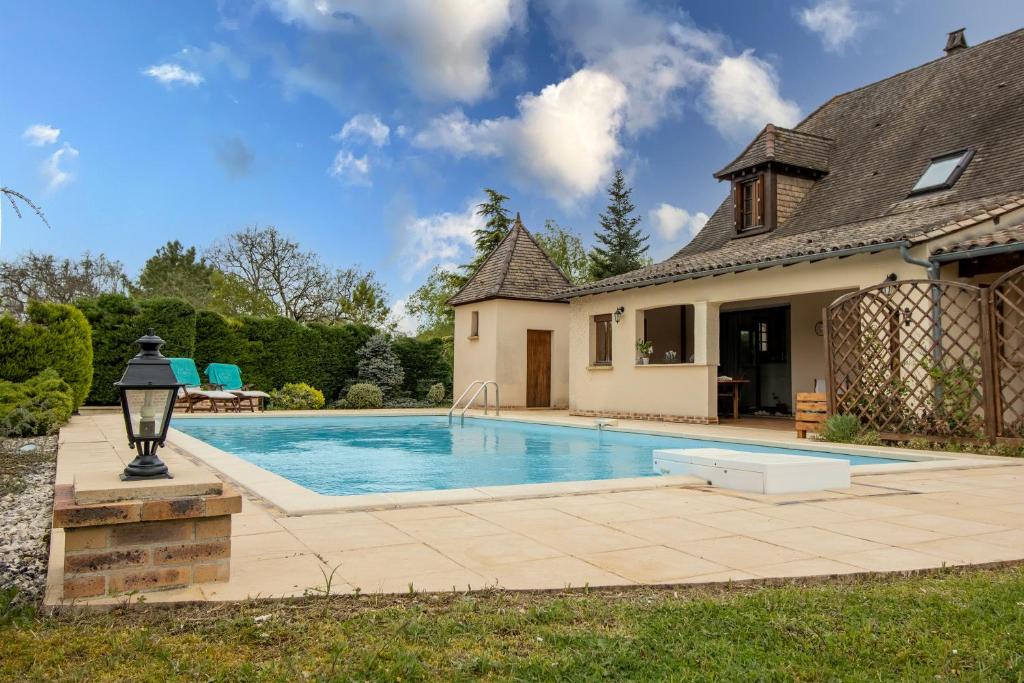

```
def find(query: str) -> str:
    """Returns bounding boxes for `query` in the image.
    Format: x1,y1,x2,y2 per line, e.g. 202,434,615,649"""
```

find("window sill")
467,335,479,341
634,362,694,368
731,225,770,239
587,364,614,371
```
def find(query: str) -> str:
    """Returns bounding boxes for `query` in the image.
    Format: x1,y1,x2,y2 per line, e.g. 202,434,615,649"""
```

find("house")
450,28,1024,425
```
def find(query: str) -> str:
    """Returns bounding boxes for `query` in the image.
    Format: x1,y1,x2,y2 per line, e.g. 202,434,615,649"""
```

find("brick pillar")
53,476,241,599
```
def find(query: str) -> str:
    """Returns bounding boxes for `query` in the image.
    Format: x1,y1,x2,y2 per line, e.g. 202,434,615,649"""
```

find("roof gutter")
566,240,909,298
928,240,1024,264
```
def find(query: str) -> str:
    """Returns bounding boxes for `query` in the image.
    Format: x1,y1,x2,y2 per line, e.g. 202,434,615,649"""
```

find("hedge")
78,298,450,405
392,336,452,398
0,302,93,408
76,295,196,405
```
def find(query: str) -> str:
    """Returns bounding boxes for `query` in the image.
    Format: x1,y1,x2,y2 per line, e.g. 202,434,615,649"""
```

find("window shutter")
754,176,765,226
732,182,742,231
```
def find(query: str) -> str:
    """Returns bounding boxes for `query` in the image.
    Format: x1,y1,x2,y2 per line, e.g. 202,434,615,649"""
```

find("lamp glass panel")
123,388,175,439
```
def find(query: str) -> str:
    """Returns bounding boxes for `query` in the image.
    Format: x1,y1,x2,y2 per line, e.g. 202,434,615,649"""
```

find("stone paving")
46,413,1024,605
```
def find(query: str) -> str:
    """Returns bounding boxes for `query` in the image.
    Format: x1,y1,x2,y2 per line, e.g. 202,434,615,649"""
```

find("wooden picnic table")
717,379,750,420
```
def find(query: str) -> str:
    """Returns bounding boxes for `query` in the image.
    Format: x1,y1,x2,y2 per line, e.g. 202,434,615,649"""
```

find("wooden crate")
795,392,827,439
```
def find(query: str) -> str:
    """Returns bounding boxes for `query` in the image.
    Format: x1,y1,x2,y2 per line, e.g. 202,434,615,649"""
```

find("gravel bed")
1,435,58,606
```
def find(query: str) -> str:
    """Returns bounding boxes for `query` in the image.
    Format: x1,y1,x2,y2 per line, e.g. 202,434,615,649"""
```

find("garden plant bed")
3,565,1023,680
0,435,57,607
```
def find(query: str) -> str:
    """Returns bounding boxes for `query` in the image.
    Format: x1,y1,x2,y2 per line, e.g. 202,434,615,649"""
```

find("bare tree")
1,187,52,231
0,251,130,316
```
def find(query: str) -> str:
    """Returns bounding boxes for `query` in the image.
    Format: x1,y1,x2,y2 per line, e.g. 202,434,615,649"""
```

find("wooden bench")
795,392,827,438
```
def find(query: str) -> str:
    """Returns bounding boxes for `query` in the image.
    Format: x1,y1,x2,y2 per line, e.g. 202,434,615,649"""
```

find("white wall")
453,299,570,408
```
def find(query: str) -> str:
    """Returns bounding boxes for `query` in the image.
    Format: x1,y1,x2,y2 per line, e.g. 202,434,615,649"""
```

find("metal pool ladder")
449,380,499,426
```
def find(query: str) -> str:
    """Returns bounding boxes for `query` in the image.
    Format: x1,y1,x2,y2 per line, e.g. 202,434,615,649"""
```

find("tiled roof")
714,125,833,178
569,27,1024,297
447,216,572,306
931,222,1024,255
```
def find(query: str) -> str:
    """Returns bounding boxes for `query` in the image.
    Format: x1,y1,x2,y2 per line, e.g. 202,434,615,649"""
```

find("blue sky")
2,1,1023,330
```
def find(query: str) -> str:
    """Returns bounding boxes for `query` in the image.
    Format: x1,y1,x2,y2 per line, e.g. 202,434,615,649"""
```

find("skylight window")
910,149,974,194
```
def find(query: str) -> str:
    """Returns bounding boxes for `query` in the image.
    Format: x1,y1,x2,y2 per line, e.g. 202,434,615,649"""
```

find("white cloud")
650,203,708,243
543,0,719,135
143,63,204,86
178,42,250,79
328,150,371,185
798,0,865,53
335,114,390,147
412,110,507,157
388,298,419,336
411,1,800,201
514,70,628,200
399,199,482,274
22,124,61,146
704,51,801,139
42,143,79,190
266,0,525,102
414,69,628,203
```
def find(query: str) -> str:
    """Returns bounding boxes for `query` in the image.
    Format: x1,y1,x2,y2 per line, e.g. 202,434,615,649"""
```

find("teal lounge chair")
205,363,270,412
168,358,239,413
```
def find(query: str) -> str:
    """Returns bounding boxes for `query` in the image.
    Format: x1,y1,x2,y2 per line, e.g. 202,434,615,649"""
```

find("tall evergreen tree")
588,170,649,280
466,189,512,273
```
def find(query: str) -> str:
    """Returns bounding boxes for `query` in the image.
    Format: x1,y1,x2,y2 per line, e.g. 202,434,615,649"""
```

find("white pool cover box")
653,448,850,494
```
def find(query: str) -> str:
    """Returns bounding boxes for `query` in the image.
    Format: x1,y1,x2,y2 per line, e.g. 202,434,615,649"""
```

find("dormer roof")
447,215,572,306
714,124,834,180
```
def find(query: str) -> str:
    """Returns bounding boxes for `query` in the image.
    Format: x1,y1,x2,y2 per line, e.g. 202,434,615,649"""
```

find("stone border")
166,410,1007,515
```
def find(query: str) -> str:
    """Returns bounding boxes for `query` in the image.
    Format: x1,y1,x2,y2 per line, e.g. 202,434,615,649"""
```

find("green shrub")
0,302,93,408
357,334,404,397
0,369,75,437
820,414,862,443
268,382,325,410
426,382,446,404
345,383,383,409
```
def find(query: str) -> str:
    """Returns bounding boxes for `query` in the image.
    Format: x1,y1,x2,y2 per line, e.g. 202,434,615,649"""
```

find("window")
593,314,612,365
910,149,973,194
470,311,479,338
637,305,695,364
733,175,765,233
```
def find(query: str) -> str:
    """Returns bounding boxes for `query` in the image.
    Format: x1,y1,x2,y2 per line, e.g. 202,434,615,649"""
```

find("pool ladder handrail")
449,380,499,426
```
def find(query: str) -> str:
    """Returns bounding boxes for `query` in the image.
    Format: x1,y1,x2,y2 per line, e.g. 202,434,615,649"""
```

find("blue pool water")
174,416,902,496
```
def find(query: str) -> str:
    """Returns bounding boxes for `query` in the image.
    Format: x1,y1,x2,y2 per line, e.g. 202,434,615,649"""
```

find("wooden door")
526,330,552,408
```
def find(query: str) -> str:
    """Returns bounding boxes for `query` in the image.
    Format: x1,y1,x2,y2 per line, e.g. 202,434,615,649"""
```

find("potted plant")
636,339,653,365
664,350,678,363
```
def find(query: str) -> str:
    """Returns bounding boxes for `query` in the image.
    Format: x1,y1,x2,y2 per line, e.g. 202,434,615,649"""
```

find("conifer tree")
588,170,649,280
466,189,512,273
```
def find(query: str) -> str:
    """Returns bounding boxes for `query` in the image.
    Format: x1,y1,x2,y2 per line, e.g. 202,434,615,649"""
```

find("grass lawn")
2,566,1023,681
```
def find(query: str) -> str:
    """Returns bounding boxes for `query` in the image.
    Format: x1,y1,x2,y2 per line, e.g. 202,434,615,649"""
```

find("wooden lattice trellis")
826,264,1024,441
826,279,990,440
992,264,1024,438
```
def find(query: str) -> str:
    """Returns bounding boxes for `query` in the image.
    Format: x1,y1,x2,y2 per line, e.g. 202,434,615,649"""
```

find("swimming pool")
173,416,903,496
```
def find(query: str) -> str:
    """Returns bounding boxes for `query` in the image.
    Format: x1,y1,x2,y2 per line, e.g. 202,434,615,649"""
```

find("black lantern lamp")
115,328,181,480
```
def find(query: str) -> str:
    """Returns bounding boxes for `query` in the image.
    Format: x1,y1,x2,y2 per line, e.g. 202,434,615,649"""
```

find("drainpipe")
900,242,944,401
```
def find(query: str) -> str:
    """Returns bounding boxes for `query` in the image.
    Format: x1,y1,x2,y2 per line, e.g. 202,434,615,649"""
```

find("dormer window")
733,174,766,235
910,149,974,195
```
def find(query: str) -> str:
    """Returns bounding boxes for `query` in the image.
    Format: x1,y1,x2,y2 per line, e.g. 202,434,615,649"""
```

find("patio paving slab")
428,533,564,569
682,536,813,569
292,521,416,553
582,545,728,582
45,413,1024,605
835,546,951,572
756,527,886,556
481,556,635,590
748,558,863,578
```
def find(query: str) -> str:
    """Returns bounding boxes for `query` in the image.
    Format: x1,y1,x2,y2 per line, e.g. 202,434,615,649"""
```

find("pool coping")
166,410,1010,516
